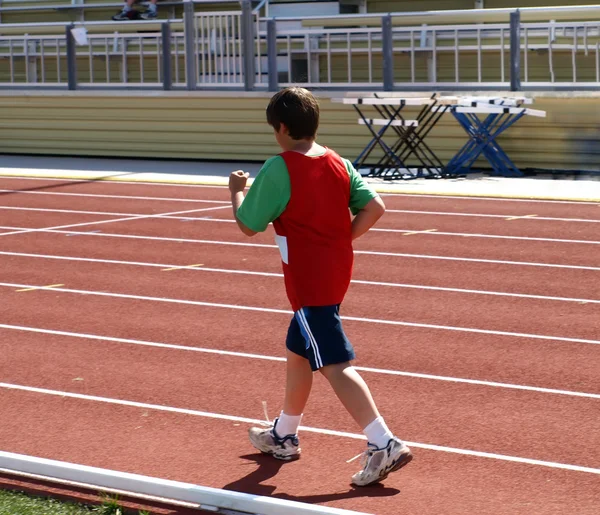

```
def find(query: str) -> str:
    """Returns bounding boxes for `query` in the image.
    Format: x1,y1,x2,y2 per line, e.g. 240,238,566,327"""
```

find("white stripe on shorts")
297,309,324,369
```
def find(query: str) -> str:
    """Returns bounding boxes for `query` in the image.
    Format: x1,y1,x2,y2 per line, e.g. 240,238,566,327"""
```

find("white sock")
363,416,395,449
274,411,302,437
148,3,157,12
123,5,131,12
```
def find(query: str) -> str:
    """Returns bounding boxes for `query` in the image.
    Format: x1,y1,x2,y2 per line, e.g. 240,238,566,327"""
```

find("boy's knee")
319,361,352,379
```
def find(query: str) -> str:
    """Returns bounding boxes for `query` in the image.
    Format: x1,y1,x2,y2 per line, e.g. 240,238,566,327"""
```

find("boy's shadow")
221,453,401,504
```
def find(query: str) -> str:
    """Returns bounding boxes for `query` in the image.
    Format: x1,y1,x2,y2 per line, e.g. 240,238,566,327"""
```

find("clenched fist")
229,170,250,194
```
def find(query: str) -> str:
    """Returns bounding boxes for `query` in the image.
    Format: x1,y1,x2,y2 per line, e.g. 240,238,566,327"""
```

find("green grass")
0,489,151,515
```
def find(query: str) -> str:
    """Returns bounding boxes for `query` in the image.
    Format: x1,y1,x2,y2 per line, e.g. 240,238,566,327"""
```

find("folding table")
331,94,458,180
446,101,546,177
333,94,546,180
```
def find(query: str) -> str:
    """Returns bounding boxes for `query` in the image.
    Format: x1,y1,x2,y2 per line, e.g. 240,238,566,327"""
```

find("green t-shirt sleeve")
236,155,291,233
344,159,379,215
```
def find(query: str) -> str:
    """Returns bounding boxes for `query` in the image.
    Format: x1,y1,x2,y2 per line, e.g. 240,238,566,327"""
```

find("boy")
228,87,412,487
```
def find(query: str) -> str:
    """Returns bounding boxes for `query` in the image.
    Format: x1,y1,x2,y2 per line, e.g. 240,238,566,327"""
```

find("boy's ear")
279,123,290,136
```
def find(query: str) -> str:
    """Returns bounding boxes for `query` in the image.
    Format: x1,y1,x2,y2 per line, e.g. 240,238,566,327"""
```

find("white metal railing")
254,18,600,90
0,30,186,87
194,11,244,87
1,7,600,90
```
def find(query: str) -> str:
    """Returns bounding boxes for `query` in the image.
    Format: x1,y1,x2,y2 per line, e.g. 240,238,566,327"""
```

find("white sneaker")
248,418,301,461
351,437,413,486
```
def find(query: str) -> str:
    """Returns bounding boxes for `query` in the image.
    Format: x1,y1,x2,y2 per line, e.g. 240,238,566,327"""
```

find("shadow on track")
0,174,138,197
221,453,401,505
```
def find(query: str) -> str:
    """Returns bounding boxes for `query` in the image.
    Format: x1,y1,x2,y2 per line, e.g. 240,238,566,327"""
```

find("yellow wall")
0,91,598,172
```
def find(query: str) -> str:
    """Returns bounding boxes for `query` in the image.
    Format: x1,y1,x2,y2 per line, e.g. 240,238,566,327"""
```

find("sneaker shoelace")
261,400,372,466
347,445,377,470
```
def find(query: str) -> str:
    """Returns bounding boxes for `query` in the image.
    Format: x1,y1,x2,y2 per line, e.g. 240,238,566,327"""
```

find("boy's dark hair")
266,87,320,140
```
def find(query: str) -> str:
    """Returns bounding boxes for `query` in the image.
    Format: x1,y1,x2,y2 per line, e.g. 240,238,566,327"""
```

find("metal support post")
65,24,77,90
510,9,521,91
183,0,197,90
161,22,172,91
266,18,277,92
382,14,394,91
241,0,255,91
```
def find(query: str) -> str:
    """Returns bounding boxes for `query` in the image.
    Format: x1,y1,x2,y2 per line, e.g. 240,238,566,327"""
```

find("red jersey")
272,149,354,312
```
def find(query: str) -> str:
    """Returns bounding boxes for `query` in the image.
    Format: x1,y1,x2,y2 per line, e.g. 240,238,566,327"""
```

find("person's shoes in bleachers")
140,9,158,20
112,9,140,21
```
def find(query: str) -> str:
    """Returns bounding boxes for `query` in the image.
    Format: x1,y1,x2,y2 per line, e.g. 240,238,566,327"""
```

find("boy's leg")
276,349,312,436
283,349,313,416
248,317,312,460
319,362,381,431
320,362,412,486
294,305,412,485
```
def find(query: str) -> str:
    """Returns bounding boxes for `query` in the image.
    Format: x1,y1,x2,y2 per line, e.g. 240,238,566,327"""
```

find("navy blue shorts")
286,305,355,371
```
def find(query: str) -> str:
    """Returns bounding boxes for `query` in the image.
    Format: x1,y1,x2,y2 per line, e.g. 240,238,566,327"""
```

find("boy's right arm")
234,156,290,235
346,159,386,240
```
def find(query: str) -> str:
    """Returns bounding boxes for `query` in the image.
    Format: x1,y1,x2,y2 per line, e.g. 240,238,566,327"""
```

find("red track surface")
1,176,599,514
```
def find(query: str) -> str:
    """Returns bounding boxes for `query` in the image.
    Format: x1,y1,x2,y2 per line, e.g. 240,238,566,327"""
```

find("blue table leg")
447,109,525,177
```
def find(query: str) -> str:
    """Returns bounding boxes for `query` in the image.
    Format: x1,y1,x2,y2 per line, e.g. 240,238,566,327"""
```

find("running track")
0,176,599,515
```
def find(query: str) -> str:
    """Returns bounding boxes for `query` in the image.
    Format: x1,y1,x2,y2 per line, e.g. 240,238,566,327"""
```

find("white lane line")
1,323,598,400
0,206,231,237
378,192,600,205
4,205,600,225
0,206,228,221
0,189,229,203
1,251,598,304
0,228,597,271
1,381,599,475
5,205,597,243
0,282,598,346
372,228,600,245
385,209,600,223
354,249,600,271
2,180,600,205
0,175,227,189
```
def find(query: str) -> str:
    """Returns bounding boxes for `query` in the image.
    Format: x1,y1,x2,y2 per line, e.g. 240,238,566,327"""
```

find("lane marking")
1,179,600,205
386,209,600,223
0,323,598,399
0,175,227,189
0,206,231,237
403,229,438,236
4,207,598,244
4,205,596,243
0,189,229,204
3,205,600,224
372,228,600,245
1,381,599,475
0,282,598,346
378,192,600,205
15,283,64,293
505,214,538,221
66,230,102,237
0,251,598,304
0,228,597,271
161,264,205,272
0,206,230,221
